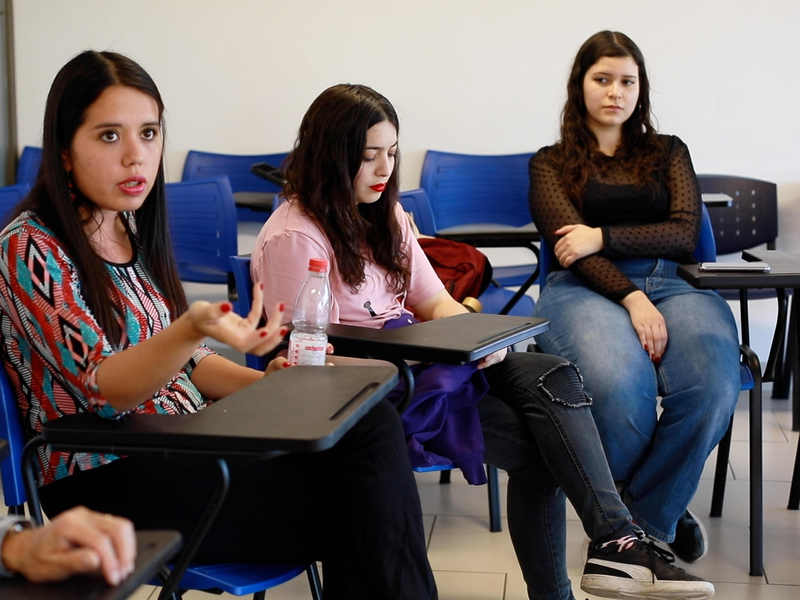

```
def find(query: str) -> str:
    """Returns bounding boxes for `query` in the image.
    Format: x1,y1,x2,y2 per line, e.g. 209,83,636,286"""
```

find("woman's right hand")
186,282,288,356
621,290,668,363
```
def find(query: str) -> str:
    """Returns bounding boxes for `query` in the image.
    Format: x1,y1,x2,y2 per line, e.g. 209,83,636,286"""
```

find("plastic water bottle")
288,257,332,366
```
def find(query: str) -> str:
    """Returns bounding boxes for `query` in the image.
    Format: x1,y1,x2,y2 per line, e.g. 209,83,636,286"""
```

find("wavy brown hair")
556,31,665,203
283,84,408,294
20,50,186,347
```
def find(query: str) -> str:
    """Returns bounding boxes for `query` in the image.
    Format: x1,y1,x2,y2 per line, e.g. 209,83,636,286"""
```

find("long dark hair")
283,84,408,294
557,31,663,202
23,50,186,346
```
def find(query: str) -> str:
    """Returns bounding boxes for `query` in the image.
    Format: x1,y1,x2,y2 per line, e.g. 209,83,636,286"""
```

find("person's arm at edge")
0,507,136,585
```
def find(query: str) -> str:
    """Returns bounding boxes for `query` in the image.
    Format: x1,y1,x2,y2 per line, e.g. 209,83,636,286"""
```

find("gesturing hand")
553,224,603,268
186,282,287,356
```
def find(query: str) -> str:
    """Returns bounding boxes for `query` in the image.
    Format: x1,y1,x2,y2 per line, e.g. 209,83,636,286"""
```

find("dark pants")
479,352,636,600
40,399,437,600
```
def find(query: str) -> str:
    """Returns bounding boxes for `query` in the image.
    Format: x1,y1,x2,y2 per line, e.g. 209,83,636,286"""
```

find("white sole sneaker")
581,573,714,599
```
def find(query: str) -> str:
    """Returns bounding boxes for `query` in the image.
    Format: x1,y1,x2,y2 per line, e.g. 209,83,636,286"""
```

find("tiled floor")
119,383,800,600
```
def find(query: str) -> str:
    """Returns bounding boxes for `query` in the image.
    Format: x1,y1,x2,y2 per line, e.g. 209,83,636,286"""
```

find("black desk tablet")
0,529,181,600
40,364,400,457
325,313,549,365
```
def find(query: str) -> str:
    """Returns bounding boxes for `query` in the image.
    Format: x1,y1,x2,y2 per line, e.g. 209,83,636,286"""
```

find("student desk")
325,312,549,365
679,249,800,431
679,249,800,574
21,365,398,600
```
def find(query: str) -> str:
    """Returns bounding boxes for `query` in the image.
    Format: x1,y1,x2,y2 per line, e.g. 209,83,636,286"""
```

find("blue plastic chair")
0,183,31,228
536,204,764,575
0,362,322,599
400,188,535,318
419,150,536,232
165,176,238,285
15,146,42,189
229,254,505,532
182,150,289,222
418,151,539,313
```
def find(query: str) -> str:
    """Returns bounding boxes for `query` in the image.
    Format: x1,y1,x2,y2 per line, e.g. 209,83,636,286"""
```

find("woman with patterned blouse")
0,50,437,599
529,31,740,566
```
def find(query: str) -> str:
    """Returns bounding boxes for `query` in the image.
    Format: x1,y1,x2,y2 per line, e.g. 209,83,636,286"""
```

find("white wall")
13,0,800,359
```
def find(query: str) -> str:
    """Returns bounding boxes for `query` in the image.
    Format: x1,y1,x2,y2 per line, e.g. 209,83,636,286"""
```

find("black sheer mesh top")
528,135,701,302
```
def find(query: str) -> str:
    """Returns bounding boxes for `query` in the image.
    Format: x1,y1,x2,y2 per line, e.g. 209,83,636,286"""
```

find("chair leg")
253,591,266,600
306,562,323,600
765,289,789,391
789,437,800,510
710,416,734,517
487,465,502,532
439,469,451,484
742,345,764,577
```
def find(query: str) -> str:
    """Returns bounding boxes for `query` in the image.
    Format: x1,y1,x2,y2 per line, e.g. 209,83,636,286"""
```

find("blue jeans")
533,259,740,542
479,352,637,600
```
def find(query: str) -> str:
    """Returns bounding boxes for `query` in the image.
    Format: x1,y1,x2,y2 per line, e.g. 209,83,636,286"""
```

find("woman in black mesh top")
529,31,740,565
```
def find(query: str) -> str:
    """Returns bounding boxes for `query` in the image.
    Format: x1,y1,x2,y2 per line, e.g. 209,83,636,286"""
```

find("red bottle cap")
308,258,328,272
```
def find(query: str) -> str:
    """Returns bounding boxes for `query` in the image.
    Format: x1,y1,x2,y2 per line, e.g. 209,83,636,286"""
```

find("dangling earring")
66,171,76,202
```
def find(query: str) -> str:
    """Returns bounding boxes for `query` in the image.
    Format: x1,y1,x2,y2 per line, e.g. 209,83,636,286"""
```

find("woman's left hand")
553,224,603,268
477,347,507,369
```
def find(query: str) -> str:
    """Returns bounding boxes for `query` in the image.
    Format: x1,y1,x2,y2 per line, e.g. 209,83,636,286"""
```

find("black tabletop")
0,530,181,600
435,223,539,246
324,313,549,364
678,250,800,290
41,365,398,457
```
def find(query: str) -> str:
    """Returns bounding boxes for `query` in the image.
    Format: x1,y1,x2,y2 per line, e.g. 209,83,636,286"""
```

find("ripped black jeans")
478,352,638,600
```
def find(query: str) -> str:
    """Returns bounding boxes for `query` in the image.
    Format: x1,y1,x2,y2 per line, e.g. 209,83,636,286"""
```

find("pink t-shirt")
253,200,444,328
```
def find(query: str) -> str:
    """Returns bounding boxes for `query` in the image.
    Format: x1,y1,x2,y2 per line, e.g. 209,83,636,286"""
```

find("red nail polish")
644,344,648,352
221,303,231,313
279,327,289,336
260,282,264,290
279,302,285,312
283,362,292,368
260,330,268,337
655,356,662,365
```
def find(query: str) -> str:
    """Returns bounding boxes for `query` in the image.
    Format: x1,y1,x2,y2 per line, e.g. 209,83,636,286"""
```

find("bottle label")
289,331,327,366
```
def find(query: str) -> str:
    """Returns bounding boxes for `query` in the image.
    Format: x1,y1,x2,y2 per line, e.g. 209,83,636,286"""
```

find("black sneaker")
581,538,715,599
669,509,708,563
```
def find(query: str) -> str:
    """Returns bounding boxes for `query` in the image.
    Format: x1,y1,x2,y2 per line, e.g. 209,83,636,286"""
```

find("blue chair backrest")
165,176,238,284
419,150,536,231
16,146,42,189
398,188,438,236
229,255,267,370
182,150,289,194
0,183,31,228
0,364,27,508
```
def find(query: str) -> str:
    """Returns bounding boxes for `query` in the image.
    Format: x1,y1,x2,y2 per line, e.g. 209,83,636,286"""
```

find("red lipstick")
370,183,386,193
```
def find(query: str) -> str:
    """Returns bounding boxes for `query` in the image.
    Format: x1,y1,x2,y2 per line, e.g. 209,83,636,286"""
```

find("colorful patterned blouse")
0,211,214,486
